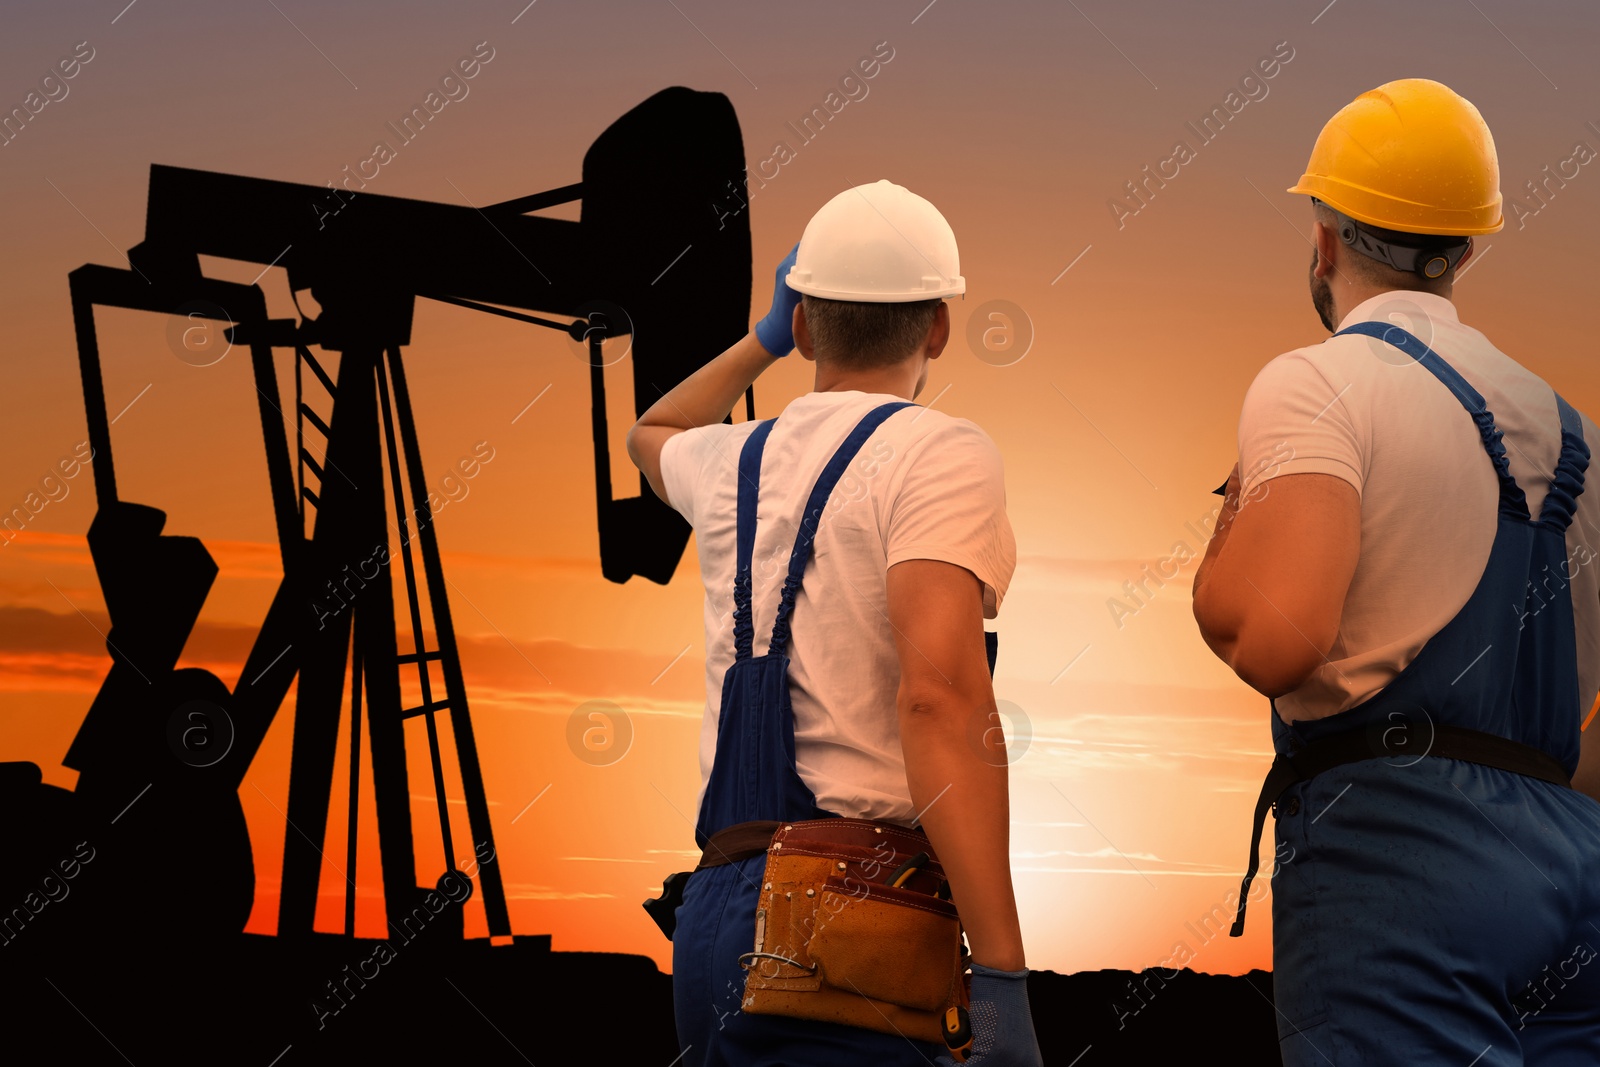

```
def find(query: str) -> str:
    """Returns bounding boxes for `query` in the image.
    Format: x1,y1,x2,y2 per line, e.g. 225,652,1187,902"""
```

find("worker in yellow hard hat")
1193,78,1600,1063
628,181,1041,1065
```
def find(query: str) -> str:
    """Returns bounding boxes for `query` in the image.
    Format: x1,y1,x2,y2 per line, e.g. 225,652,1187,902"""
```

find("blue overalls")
1255,323,1600,1065
671,401,954,1066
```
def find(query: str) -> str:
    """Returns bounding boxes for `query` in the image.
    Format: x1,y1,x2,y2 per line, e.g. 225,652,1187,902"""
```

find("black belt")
1231,723,1572,937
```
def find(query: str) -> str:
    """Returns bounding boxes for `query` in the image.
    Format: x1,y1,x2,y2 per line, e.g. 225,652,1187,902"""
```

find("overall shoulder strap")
768,401,916,653
1335,321,1529,519
732,419,778,660
1537,394,1591,531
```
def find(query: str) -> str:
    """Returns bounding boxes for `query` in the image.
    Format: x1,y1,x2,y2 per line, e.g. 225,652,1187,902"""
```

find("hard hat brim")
786,274,965,302
1288,179,1504,236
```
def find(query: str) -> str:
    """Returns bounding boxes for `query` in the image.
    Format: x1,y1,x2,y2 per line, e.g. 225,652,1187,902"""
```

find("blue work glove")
955,963,1044,1067
752,242,802,356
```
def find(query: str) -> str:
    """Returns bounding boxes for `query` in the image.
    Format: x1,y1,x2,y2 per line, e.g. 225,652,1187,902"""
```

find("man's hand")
956,964,1044,1067
753,242,802,357
1192,471,1360,699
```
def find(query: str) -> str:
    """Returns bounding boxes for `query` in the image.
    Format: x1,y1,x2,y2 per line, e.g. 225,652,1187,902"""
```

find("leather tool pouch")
738,818,968,1043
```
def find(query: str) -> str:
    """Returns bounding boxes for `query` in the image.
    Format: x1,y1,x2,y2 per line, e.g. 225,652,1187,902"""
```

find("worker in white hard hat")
1193,79,1600,1063
629,181,1042,1066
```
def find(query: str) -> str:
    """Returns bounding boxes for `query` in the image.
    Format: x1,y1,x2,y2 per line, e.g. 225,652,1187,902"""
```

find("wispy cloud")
502,884,617,901
1012,846,1232,875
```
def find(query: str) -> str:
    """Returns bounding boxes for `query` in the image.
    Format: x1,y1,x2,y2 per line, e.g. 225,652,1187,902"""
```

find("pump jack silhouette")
0,87,749,1062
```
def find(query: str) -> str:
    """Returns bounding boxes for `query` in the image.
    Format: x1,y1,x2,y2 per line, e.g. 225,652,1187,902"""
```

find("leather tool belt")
710,816,970,1043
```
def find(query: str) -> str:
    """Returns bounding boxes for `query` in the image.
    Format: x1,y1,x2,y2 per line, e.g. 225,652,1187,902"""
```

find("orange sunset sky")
3,0,1600,977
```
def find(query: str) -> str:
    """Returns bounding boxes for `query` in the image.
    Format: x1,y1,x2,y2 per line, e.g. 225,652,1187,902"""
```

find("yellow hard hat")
1288,78,1503,236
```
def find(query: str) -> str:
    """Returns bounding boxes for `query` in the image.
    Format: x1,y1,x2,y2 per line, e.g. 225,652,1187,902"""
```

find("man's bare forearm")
1193,471,1361,698
898,689,1026,972
636,331,777,432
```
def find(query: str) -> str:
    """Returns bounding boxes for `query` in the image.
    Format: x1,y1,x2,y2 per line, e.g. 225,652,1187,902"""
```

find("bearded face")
1309,245,1338,333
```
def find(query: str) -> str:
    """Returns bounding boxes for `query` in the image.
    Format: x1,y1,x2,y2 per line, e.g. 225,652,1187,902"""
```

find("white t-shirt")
660,389,1017,825
1239,290,1600,724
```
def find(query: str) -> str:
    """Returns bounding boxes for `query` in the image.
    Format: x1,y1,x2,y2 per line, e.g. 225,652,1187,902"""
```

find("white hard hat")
786,180,964,302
